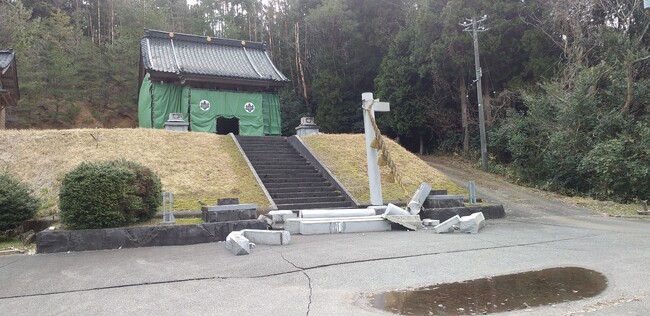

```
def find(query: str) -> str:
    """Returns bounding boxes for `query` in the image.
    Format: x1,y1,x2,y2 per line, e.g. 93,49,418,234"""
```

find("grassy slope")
1,129,463,218
0,129,269,216
303,134,464,203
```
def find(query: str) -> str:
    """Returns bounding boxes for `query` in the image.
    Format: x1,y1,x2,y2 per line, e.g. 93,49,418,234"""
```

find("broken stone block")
459,212,485,234
225,232,254,255
268,210,296,223
240,229,290,245
434,215,461,233
258,215,273,226
382,215,423,230
422,219,440,227
407,183,431,215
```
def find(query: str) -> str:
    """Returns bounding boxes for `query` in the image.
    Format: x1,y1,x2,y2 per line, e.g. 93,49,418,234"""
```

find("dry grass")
0,128,269,216
303,134,463,203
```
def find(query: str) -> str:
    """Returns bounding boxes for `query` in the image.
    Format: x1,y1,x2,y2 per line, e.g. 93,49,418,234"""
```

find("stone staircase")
236,136,355,210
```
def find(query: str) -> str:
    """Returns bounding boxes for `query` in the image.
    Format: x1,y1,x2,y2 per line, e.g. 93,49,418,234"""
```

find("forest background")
0,0,649,202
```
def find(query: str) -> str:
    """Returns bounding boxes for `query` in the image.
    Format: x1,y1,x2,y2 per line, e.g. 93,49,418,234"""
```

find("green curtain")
137,75,184,128
137,74,153,128
262,93,281,136
184,89,265,135
139,78,281,136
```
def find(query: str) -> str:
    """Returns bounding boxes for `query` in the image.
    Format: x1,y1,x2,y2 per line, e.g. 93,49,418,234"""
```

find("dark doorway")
216,117,239,135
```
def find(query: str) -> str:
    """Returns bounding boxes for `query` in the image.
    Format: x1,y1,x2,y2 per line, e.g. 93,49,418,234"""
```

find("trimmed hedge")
0,173,41,232
59,160,162,229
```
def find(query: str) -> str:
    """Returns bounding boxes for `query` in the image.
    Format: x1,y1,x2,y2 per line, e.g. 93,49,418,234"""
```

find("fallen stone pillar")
384,203,410,216
299,208,376,218
407,183,431,215
299,217,391,235
434,215,461,233
284,216,385,234
459,212,485,234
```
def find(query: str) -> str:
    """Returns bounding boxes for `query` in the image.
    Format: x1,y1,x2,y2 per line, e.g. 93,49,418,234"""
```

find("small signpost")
362,92,390,206
161,192,175,224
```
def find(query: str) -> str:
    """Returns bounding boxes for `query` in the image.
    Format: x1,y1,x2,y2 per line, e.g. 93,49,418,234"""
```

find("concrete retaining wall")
36,220,267,254
420,205,505,222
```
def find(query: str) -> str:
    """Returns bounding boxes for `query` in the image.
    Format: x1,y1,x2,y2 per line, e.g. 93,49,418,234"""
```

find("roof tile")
141,30,288,83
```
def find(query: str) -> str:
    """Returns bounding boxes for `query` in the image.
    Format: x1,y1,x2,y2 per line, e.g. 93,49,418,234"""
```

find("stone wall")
36,220,267,254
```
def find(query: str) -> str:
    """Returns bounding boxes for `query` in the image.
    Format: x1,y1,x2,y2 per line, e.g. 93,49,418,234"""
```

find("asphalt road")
1,157,649,316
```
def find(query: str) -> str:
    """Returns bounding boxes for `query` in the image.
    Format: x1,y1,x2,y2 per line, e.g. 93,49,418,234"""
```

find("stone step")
250,159,311,166
261,177,327,184
264,181,333,189
267,186,336,194
273,196,346,205
253,166,316,172
246,153,304,159
271,191,342,199
275,201,355,211
258,172,321,179
241,145,296,151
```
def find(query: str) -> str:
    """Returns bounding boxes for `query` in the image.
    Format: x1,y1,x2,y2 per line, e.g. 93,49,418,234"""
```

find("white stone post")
362,92,390,206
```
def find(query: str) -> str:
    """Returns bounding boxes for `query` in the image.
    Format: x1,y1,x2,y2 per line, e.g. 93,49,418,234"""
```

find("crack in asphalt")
0,234,601,301
278,252,313,316
0,256,27,270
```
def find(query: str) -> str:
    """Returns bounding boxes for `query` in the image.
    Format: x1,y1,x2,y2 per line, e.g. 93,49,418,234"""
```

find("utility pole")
461,16,489,172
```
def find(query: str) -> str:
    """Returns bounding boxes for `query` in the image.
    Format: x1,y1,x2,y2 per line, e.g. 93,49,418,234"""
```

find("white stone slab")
382,215,422,231
299,208,376,218
459,212,486,234
434,215,461,233
297,217,391,235
407,182,431,215
284,218,302,234
240,229,291,245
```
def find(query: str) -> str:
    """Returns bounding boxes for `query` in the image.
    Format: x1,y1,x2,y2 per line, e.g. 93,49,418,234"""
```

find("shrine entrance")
216,117,239,135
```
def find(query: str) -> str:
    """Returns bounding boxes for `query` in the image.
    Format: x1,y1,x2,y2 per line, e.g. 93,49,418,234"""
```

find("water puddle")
372,267,607,315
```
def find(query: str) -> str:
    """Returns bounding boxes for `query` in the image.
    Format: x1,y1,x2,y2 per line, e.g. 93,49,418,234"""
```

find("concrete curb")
35,220,267,254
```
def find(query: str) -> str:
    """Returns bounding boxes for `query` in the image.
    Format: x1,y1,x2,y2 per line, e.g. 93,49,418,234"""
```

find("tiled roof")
141,30,288,83
0,50,15,70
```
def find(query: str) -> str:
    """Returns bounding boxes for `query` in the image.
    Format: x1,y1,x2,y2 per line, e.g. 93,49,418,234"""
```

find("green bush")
0,173,41,232
59,160,162,229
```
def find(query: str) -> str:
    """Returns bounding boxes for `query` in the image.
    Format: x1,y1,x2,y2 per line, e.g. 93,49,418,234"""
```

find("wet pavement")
372,267,607,315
